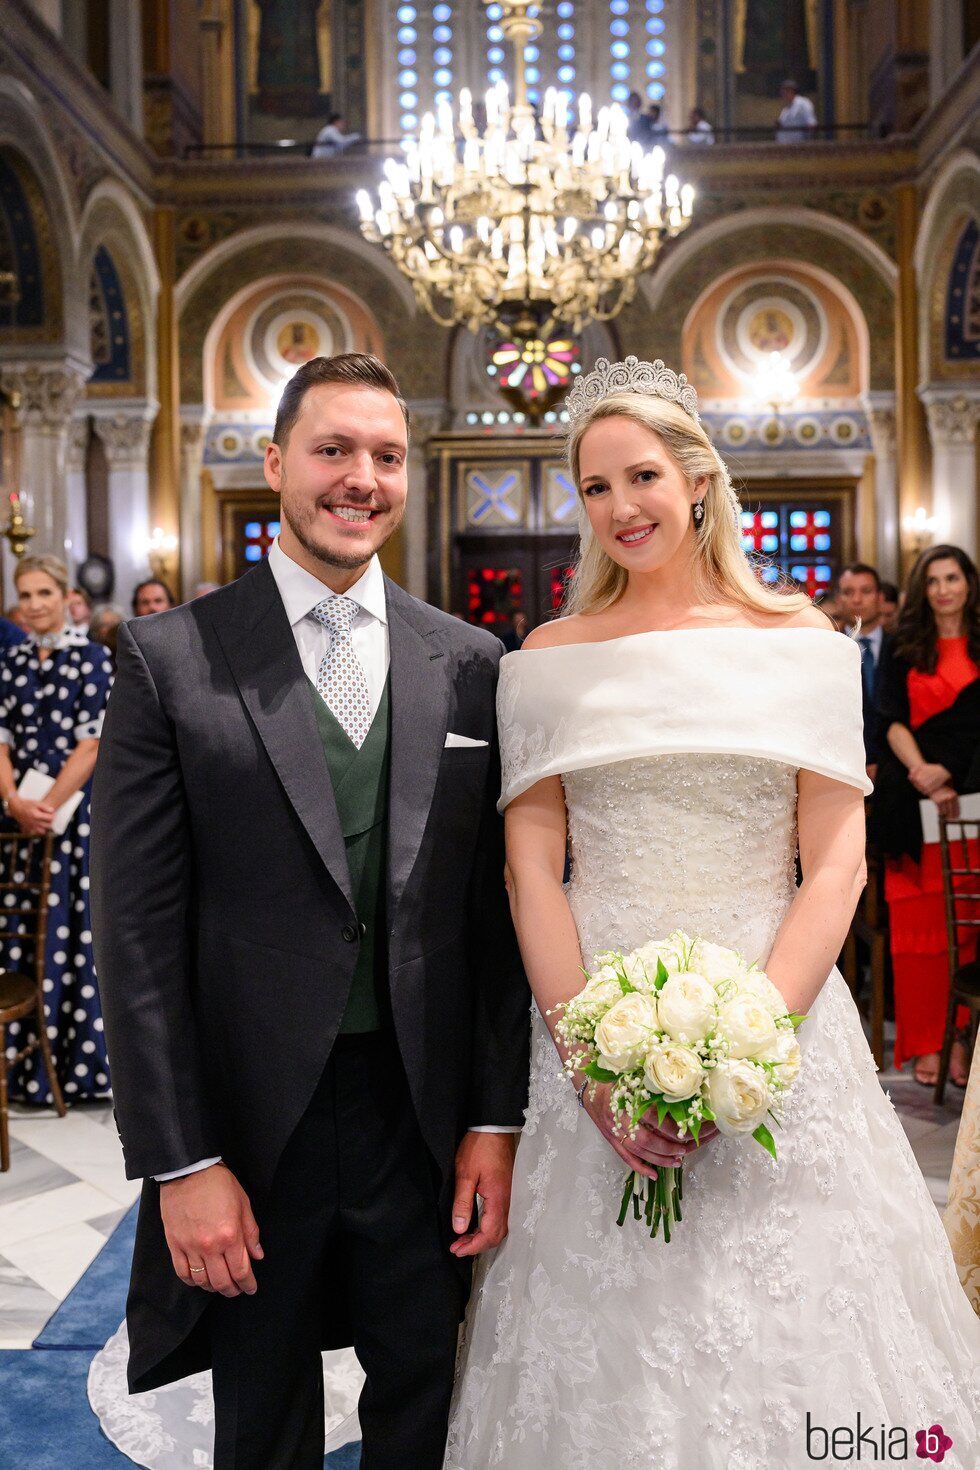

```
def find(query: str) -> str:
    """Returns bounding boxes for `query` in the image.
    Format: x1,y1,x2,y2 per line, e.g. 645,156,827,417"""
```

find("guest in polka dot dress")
0,555,113,1104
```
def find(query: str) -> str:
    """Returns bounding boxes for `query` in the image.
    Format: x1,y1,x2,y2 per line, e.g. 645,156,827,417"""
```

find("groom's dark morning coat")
89,560,529,1391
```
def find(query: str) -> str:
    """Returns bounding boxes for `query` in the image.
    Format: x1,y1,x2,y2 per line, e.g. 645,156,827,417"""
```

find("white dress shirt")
156,541,515,1181
776,93,816,142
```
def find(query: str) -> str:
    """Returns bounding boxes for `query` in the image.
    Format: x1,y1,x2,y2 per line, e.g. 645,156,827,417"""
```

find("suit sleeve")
464,655,531,1128
90,622,219,1179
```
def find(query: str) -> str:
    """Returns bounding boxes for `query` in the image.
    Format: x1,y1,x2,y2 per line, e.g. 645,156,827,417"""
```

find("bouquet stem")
616,1167,682,1240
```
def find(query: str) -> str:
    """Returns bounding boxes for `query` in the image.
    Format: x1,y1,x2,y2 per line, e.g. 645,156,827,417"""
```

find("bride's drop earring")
693,500,705,526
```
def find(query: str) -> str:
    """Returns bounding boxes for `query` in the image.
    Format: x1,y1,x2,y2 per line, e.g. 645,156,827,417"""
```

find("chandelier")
356,0,694,344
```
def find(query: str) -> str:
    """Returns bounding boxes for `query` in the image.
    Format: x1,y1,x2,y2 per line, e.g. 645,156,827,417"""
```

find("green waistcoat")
309,677,391,1033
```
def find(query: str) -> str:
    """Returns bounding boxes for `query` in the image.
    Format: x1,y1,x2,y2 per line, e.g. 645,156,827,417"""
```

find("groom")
90,353,530,1469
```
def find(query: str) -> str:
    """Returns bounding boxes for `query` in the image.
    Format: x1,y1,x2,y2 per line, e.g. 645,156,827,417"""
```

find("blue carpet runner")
0,1200,362,1467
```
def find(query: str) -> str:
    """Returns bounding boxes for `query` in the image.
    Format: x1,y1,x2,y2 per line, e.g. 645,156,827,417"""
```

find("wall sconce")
901,506,937,554
1,492,36,560
146,526,179,582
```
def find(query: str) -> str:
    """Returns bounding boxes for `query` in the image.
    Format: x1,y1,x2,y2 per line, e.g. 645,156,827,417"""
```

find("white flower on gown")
445,629,980,1470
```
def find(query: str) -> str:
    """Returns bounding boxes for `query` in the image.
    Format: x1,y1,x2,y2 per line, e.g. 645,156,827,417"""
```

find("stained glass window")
490,337,579,400
466,565,523,628
242,519,281,563
741,504,838,598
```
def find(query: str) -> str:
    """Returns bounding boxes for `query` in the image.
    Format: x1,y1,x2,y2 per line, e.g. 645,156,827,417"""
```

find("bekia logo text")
806,1413,954,1462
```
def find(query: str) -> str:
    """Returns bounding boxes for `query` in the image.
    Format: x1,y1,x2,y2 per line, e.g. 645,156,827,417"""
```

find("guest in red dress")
873,545,980,1085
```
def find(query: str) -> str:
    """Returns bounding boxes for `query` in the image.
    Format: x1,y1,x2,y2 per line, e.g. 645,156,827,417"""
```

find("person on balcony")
775,80,817,142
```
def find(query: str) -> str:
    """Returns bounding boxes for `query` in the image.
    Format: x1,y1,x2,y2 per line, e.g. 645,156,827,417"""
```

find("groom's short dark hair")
273,353,410,448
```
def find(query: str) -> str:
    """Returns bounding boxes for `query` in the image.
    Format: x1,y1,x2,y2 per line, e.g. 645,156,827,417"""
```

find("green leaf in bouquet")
787,1011,808,1029
752,1122,778,1160
584,1061,618,1083
655,1097,670,1126
655,958,670,990
667,1101,690,1127
700,1102,716,1121
633,1096,656,1125
615,958,635,995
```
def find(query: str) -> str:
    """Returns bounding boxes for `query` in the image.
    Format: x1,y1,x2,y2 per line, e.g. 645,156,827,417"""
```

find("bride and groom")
91,352,979,1469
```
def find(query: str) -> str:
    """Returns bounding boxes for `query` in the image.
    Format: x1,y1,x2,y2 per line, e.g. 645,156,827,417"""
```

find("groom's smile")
264,379,409,588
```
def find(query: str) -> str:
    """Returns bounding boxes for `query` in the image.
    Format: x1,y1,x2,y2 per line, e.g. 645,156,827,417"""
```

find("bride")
444,359,980,1469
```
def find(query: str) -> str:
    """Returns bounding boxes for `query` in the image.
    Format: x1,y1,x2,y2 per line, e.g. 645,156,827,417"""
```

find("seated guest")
67,585,92,633
880,580,900,634
132,578,176,617
644,103,670,141
837,561,892,779
873,545,980,1087
311,112,360,156
88,605,124,667
0,554,114,1104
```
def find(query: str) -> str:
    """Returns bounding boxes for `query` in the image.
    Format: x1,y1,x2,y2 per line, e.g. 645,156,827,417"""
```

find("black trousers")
210,1032,464,1470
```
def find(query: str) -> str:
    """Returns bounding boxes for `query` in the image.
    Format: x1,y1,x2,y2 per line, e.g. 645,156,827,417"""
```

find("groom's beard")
279,474,405,573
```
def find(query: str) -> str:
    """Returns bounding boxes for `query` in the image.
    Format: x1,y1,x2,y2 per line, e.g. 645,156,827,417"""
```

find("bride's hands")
582,1082,706,1177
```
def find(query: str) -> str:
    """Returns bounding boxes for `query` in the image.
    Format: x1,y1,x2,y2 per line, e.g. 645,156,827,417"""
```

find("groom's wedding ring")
189,1266,206,1275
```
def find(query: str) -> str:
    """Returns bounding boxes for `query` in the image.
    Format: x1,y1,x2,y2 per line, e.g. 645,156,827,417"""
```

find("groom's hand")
450,1131,519,1259
160,1163,264,1297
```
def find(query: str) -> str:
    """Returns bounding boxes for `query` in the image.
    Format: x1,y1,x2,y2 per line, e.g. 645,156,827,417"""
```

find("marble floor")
0,1037,967,1350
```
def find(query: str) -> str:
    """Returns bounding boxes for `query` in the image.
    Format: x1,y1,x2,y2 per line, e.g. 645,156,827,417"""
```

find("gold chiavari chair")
935,814,980,1105
0,832,66,1170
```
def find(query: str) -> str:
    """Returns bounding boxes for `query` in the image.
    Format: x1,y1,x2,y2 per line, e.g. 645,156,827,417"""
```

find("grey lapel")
211,560,354,910
385,578,450,923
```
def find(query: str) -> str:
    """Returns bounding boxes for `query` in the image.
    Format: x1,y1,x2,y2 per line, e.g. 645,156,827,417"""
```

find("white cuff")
154,1156,222,1182
468,1125,523,1134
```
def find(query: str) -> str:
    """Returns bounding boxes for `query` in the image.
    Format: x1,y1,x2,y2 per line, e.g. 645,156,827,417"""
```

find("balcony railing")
181,121,882,162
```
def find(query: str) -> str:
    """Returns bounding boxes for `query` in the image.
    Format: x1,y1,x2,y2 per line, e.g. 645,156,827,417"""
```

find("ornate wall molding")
1,361,86,429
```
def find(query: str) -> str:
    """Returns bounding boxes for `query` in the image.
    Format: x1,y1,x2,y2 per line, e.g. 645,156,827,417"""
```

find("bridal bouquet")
554,932,804,1242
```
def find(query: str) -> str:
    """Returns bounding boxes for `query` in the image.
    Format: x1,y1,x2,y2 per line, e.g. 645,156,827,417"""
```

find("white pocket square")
444,733,489,748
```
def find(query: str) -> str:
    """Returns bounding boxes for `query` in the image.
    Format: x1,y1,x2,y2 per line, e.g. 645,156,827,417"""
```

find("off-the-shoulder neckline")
506,625,846,657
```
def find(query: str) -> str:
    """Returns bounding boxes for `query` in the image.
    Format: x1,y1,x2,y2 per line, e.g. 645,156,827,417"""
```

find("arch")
175,221,417,317
201,272,384,415
915,149,980,384
0,75,85,363
178,227,445,406
680,258,872,401
77,181,160,403
630,208,895,392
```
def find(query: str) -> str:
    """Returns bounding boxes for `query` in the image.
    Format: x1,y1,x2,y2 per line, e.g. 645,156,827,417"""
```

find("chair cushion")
952,960,980,1000
0,970,36,1019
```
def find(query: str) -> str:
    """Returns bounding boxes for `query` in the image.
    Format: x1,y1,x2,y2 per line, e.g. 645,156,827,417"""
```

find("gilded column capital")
90,405,158,468
1,364,87,431
920,389,980,448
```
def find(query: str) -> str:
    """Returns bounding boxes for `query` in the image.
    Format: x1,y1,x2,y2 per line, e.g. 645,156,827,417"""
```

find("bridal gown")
445,629,980,1470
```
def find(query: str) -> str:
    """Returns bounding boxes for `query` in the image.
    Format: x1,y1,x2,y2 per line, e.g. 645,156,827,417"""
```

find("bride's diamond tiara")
565,356,701,425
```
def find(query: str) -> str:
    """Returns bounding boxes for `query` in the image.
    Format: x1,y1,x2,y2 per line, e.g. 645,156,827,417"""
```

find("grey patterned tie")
310,596,372,748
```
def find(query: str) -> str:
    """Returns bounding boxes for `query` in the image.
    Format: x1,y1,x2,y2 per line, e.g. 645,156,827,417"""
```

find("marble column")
64,417,90,575
178,408,210,598
920,388,980,558
0,363,87,562
863,393,899,582
404,400,447,602
90,404,158,610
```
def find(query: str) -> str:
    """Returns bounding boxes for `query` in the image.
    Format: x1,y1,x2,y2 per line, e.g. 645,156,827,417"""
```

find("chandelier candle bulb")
681,183,695,218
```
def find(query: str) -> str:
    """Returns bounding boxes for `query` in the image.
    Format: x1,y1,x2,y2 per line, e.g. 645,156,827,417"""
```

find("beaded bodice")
565,754,798,968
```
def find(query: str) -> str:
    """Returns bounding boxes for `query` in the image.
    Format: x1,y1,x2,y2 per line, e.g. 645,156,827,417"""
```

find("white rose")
634,937,685,977
656,972,717,1043
594,992,659,1072
692,940,750,990
716,993,779,1059
738,970,790,1020
705,1059,771,1135
758,1028,802,1086
643,1042,706,1102
579,974,625,1014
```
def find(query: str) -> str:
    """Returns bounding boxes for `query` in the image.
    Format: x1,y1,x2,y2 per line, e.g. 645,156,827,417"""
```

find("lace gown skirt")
445,756,980,1470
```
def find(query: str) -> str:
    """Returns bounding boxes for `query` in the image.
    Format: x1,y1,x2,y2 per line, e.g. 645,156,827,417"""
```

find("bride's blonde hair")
563,392,810,619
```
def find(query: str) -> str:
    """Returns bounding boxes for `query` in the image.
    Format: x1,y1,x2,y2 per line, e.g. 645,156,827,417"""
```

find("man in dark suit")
90,353,529,1470
837,561,893,781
